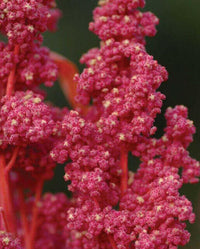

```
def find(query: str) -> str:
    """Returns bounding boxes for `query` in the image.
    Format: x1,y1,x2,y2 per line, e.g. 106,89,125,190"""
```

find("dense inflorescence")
0,0,62,248
0,0,199,249
90,0,157,43
0,0,60,91
0,231,23,249
50,0,199,248
0,91,55,146
35,193,70,249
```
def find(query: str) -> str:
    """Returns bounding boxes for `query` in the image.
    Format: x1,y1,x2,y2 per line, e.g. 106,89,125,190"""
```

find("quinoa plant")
0,1,199,249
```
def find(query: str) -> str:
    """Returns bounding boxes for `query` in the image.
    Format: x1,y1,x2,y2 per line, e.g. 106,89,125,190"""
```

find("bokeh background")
43,1,200,248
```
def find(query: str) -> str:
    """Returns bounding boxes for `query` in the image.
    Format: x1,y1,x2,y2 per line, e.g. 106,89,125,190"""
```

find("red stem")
5,147,19,176
0,154,16,234
108,234,118,249
28,179,43,249
6,45,19,97
120,151,128,196
0,207,8,231
18,188,30,249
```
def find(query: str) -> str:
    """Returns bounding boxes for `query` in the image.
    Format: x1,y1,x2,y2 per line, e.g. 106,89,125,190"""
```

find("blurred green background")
43,1,200,248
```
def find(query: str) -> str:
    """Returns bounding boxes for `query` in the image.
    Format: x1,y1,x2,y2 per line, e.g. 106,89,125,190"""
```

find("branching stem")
5,147,19,176
0,207,8,231
6,45,19,97
0,154,16,234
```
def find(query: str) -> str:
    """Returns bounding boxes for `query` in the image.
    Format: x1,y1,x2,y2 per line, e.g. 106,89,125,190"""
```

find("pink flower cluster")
0,0,60,91
0,91,55,145
0,0,199,249
35,193,70,249
0,230,22,249
0,1,62,248
90,0,157,41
